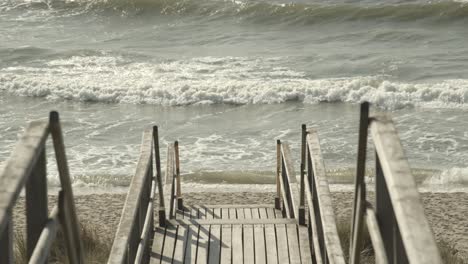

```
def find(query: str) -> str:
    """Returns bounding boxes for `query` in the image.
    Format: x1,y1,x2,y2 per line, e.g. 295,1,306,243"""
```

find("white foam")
423,167,468,185
2,55,468,110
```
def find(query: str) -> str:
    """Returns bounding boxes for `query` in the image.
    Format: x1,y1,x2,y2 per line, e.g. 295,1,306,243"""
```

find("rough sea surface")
1,0,468,191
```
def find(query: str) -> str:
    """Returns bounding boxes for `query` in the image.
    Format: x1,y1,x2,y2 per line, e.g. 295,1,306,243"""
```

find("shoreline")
12,191,468,259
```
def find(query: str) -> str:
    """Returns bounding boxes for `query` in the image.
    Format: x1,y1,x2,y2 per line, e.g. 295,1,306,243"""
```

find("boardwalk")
151,205,311,264
0,103,443,264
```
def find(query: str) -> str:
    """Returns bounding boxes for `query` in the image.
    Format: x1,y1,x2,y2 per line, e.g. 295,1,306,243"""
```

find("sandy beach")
12,190,468,260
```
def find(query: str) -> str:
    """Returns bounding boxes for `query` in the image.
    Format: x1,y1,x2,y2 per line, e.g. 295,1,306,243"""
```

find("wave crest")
1,55,468,109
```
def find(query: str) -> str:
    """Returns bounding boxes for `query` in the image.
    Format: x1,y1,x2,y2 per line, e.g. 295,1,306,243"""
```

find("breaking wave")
1,55,468,109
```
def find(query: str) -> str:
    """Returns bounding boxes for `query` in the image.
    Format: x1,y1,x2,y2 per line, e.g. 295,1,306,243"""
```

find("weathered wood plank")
206,207,214,220
243,225,255,264
161,225,177,263
232,225,243,264
286,224,301,264
266,208,276,219
229,208,237,219
281,143,300,220
251,208,260,219
109,129,153,263
221,208,229,220
244,208,252,219
276,224,289,264
213,208,222,219
202,204,274,209
197,206,207,220
298,226,312,264
183,225,198,264
236,208,245,219
196,225,209,264
28,206,59,264
154,126,166,226
306,131,345,264
259,208,268,219
173,225,188,264
190,207,198,220
208,225,221,263
264,225,278,264
0,121,48,235
182,207,191,219
150,226,166,263
167,218,298,226
365,207,388,264
0,215,13,264
50,113,84,263
176,209,185,220
254,224,266,264
220,225,232,264
370,115,442,264
26,147,48,260
303,177,323,264
164,145,175,219
274,208,283,219
174,141,183,210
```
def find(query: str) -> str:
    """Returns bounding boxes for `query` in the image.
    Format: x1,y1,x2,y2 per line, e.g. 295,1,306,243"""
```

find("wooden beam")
165,144,175,219
50,112,84,264
200,204,275,209
0,121,49,235
108,129,153,264
29,206,59,264
0,214,13,264
306,131,345,264
280,143,300,220
365,206,388,264
350,102,369,264
370,115,442,264
26,147,48,261
153,126,166,226
175,141,183,210
167,218,298,226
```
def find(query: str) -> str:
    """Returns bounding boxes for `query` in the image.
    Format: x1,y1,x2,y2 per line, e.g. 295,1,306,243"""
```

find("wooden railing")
108,126,182,264
301,126,345,264
276,132,345,264
276,140,300,219
349,102,442,264
164,141,183,221
0,112,84,264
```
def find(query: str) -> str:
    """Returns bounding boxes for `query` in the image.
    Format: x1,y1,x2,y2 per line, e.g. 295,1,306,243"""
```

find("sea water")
1,0,468,192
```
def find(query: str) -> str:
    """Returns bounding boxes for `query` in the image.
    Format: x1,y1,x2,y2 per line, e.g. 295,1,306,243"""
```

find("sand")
13,191,468,259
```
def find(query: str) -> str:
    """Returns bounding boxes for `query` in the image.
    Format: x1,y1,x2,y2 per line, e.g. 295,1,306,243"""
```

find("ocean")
1,0,468,192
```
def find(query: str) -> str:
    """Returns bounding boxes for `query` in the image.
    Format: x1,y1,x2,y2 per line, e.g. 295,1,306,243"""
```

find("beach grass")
335,219,468,264
14,220,111,264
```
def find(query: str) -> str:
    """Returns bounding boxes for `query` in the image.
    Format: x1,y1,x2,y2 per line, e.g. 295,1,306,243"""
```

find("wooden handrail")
0,112,84,264
108,128,153,264
304,128,346,264
108,127,182,264
164,141,183,220
276,141,300,220
349,103,442,264
371,115,441,263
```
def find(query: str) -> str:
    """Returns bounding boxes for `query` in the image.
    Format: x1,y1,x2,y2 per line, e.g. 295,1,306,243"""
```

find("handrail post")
49,111,84,264
0,213,13,264
275,140,281,210
26,146,48,261
175,141,183,210
153,126,166,227
349,102,369,264
299,124,306,225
